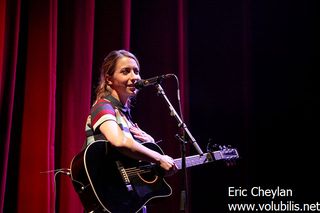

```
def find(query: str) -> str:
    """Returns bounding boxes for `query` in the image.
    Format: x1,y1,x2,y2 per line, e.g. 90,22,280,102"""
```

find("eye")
120,67,140,75
133,68,140,75
121,68,131,74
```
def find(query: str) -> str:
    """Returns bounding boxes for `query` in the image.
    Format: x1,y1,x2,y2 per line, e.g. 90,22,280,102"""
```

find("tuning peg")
206,143,220,152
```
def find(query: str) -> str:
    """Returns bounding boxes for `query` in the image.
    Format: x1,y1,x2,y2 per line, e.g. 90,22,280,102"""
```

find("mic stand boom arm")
155,84,204,156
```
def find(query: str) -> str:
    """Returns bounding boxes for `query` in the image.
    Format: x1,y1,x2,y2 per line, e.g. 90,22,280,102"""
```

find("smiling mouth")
128,86,137,92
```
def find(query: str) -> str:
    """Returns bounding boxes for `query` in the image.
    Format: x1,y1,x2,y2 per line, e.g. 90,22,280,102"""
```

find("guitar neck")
174,153,210,170
174,150,229,170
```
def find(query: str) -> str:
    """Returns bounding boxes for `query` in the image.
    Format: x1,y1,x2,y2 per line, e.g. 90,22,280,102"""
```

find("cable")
40,168,71,213
168,74,184,120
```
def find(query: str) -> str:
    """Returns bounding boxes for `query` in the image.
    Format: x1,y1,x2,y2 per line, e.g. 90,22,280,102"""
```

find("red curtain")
18,0,58,212
0,0,188,212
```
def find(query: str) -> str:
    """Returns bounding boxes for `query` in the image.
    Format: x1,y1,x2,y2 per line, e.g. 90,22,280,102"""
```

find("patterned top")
85,95,135,145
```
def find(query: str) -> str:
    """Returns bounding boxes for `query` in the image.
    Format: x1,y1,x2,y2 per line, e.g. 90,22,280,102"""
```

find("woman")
86,49,177,175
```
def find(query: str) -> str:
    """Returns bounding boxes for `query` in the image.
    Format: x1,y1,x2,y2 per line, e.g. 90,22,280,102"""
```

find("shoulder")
91,99,116,116
91,99,117,131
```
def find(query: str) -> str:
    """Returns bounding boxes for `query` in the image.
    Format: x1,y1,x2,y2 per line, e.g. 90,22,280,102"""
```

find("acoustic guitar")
70,140,239,213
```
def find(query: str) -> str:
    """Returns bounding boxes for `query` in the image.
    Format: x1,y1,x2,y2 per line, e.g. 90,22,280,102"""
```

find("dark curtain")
187,1,318,212
1,0,318,213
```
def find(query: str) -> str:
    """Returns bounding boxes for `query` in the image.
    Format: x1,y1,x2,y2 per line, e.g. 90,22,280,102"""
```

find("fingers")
161,155,176,170
163,156,178,177
129,126,146,136
129,126,155,142
129,126,144,138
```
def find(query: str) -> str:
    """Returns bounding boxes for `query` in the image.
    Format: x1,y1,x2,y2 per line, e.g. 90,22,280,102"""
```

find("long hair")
95,50,140,102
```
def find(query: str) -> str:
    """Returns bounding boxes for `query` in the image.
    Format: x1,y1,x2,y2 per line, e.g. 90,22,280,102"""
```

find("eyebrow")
120,66,139,71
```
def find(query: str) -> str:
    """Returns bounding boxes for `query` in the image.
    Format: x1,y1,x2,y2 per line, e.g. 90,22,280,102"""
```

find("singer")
82,49,177,212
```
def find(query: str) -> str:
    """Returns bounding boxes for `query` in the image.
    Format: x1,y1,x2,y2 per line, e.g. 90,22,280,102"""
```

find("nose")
130,69,141,82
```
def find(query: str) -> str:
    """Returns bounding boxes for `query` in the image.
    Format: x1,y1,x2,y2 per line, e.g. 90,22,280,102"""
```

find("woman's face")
108,56,141,103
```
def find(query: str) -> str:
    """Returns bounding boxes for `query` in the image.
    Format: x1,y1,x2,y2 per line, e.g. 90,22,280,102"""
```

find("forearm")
100,121,173,170
115,136,175,172
115,136,162,164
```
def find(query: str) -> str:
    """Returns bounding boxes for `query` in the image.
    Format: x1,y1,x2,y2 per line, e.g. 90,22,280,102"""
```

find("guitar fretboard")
174,153,212,170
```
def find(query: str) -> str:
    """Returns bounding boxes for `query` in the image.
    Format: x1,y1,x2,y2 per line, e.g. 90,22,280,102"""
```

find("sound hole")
137,170,158,184
131,163,158,184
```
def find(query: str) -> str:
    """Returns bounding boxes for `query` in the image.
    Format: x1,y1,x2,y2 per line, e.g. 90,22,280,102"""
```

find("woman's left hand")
129,123,155,143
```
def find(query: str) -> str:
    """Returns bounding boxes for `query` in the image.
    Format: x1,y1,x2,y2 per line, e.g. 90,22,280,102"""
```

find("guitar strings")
124,167,152,177
124,155,210,177
125,168,148,174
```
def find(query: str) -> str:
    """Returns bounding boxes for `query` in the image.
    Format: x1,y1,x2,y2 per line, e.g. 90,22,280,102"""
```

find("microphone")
134,74,172,89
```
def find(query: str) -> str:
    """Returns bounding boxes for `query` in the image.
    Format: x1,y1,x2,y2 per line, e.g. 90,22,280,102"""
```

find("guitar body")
70,140,172,213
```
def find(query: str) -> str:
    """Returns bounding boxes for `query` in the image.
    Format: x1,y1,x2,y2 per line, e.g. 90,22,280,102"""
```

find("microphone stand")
155,84,204,212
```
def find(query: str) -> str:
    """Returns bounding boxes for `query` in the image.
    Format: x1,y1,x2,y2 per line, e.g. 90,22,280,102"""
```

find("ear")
105,76,112,85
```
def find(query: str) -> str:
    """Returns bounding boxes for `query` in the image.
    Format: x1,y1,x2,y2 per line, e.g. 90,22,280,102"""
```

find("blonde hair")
95,50,140,101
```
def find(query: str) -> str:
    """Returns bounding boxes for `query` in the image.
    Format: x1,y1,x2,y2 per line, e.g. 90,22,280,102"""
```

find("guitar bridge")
116,161,133,192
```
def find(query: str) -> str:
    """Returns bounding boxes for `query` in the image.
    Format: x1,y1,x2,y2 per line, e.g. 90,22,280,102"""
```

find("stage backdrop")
1,0,318,213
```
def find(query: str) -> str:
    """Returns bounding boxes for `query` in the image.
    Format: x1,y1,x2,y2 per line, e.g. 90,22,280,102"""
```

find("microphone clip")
135,74,172,89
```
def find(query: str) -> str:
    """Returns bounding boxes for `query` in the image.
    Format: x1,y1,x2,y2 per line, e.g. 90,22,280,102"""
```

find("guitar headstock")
207,143,239,166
